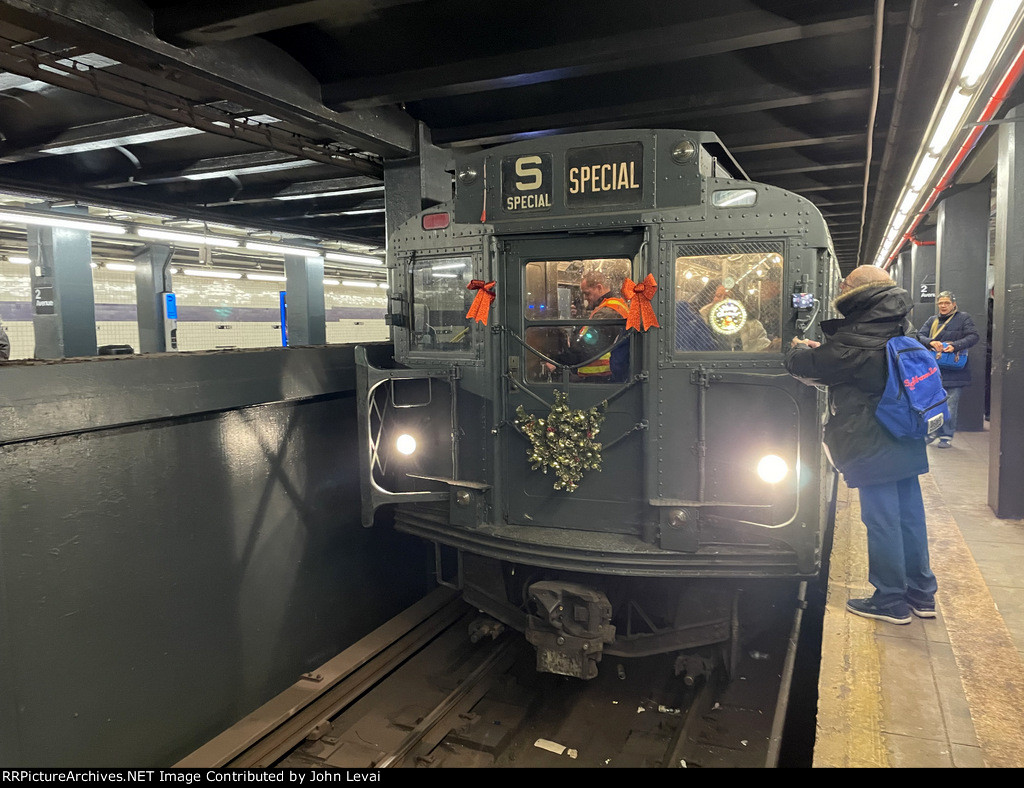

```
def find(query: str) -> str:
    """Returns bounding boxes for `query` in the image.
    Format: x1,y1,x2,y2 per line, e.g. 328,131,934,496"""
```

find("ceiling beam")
0,0,417,156
434,85,878,146
154,0,423,46
322,10,884,108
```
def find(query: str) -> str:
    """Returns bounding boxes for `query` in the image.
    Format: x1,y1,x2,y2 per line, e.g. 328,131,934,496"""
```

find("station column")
910,227,937,329
133,243,173,353
894,248,913,294
990,104,1024,518
283,252,326,346
935,179,991,432
26,207,98,359
383,123,451,239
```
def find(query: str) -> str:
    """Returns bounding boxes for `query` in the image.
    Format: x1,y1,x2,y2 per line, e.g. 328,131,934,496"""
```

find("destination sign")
566,142,643,208
501,153,553,213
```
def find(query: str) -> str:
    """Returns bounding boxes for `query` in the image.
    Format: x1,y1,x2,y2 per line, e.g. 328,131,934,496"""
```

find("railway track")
179,585,803,768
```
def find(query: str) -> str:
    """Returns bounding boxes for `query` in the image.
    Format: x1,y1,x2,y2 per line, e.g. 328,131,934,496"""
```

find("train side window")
674,244,784,353
523,257,632,382
410,255,475,352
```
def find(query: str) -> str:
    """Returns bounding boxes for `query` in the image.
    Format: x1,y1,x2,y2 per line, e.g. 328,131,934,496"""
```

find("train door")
500,231,647,533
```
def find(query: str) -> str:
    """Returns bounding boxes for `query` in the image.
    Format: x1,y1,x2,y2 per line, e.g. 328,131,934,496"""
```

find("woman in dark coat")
785,266,936,625
917,290,980,448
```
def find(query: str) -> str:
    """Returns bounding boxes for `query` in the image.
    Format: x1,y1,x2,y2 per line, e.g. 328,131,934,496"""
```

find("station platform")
814,425,1024,768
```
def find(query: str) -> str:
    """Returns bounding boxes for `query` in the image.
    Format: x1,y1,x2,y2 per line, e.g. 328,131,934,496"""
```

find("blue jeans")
938,386,961,439
858,475,937,608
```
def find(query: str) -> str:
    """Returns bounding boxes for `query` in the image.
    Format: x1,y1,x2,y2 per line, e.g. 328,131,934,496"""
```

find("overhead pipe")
855,0,886,268
866,0,928,265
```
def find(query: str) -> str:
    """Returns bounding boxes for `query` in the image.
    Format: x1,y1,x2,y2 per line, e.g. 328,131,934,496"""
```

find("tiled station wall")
0,260,389,358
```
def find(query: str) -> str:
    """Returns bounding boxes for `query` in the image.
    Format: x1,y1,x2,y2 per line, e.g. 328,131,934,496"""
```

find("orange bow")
465,279,497,325
622,274,660,331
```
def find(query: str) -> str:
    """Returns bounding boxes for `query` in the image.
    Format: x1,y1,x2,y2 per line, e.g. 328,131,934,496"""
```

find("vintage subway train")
355,129,839,682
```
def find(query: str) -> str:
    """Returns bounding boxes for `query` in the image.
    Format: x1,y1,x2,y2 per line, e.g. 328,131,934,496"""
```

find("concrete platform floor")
813,425,1024,768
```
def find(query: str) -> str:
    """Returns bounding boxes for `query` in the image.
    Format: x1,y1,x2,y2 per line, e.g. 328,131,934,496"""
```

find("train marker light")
396,434,417,455
422,212,450,230
757,455,788,484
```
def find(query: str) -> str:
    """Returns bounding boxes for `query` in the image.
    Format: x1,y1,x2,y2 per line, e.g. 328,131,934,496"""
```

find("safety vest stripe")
601,297,630,317
577,295,628,377
578,356,611,375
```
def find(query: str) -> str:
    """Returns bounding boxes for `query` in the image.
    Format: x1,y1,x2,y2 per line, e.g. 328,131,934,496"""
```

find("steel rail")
177,588,468,768
374,634,520,767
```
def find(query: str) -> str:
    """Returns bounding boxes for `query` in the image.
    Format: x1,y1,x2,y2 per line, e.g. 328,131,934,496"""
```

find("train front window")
674,243,784,353
410,255,475,352
522,257,632,383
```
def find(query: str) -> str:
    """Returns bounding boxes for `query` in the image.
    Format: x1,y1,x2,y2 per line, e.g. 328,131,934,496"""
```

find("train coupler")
524,581,616,680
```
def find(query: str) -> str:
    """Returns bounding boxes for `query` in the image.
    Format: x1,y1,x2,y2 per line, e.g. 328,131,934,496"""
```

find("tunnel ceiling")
0,0,1018,273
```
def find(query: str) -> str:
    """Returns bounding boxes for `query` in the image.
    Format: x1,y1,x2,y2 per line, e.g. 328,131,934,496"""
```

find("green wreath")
514,390,605,493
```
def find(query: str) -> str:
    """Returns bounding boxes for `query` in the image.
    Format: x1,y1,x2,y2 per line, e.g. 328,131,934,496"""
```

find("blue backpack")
875,335,949,439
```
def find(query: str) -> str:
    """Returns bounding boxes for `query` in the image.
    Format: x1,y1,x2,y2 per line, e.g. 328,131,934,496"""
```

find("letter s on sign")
515,156,543,191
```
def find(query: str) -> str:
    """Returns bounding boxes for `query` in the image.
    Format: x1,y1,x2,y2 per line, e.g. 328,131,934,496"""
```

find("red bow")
622,274,660,331
465,279,497,325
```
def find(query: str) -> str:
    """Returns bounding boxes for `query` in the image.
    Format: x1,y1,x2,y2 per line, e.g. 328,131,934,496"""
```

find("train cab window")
674,244,784,353
523,257,632,383
410,255,475,352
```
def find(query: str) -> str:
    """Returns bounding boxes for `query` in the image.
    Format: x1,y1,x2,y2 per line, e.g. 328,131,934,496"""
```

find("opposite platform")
813,425,1024,768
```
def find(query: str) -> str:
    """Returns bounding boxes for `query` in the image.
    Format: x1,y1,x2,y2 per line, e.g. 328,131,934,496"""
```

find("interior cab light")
422,212,450,230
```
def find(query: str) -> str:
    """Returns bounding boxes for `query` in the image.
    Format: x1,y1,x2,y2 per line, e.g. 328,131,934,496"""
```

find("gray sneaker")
937,438,951,448
846,597,912,625
909,602,937,618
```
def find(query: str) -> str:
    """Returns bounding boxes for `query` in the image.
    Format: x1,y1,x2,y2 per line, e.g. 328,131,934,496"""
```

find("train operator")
546,270,630,382
784,265,937,626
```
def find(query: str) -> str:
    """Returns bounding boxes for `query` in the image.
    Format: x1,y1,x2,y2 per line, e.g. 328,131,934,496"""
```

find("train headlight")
757,454,788,484
396,433,417,455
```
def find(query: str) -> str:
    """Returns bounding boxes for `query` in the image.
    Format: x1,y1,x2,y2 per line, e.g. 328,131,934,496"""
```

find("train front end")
356,129,837,680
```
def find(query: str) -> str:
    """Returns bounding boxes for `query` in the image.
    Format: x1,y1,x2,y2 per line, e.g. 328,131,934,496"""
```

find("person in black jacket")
917,291,980,448
785,265,936,625
0,320,9,360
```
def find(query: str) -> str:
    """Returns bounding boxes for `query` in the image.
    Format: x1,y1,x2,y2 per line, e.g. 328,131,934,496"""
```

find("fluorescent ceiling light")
105,262,137,272
898,191,919,215
275,186,384,201
339,207,385,215
431,262,467,270
323,278,340,285
245,240,322,258
247,273,287,282
378,283,388,289
909,157,938,192
137,227,240,247
0,209,127,235
44,127,205,156
182,268,243,280
926,89,973,154
184,161,315,181
324,251,384,265
56,53,120,69
961,0,1024,88
7,256,30,264
341,280,380,288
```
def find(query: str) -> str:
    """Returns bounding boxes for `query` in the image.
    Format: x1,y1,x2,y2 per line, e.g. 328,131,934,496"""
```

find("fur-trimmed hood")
833,281,913,323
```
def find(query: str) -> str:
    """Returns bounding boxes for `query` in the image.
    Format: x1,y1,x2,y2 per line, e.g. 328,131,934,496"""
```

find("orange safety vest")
576,295,630,377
